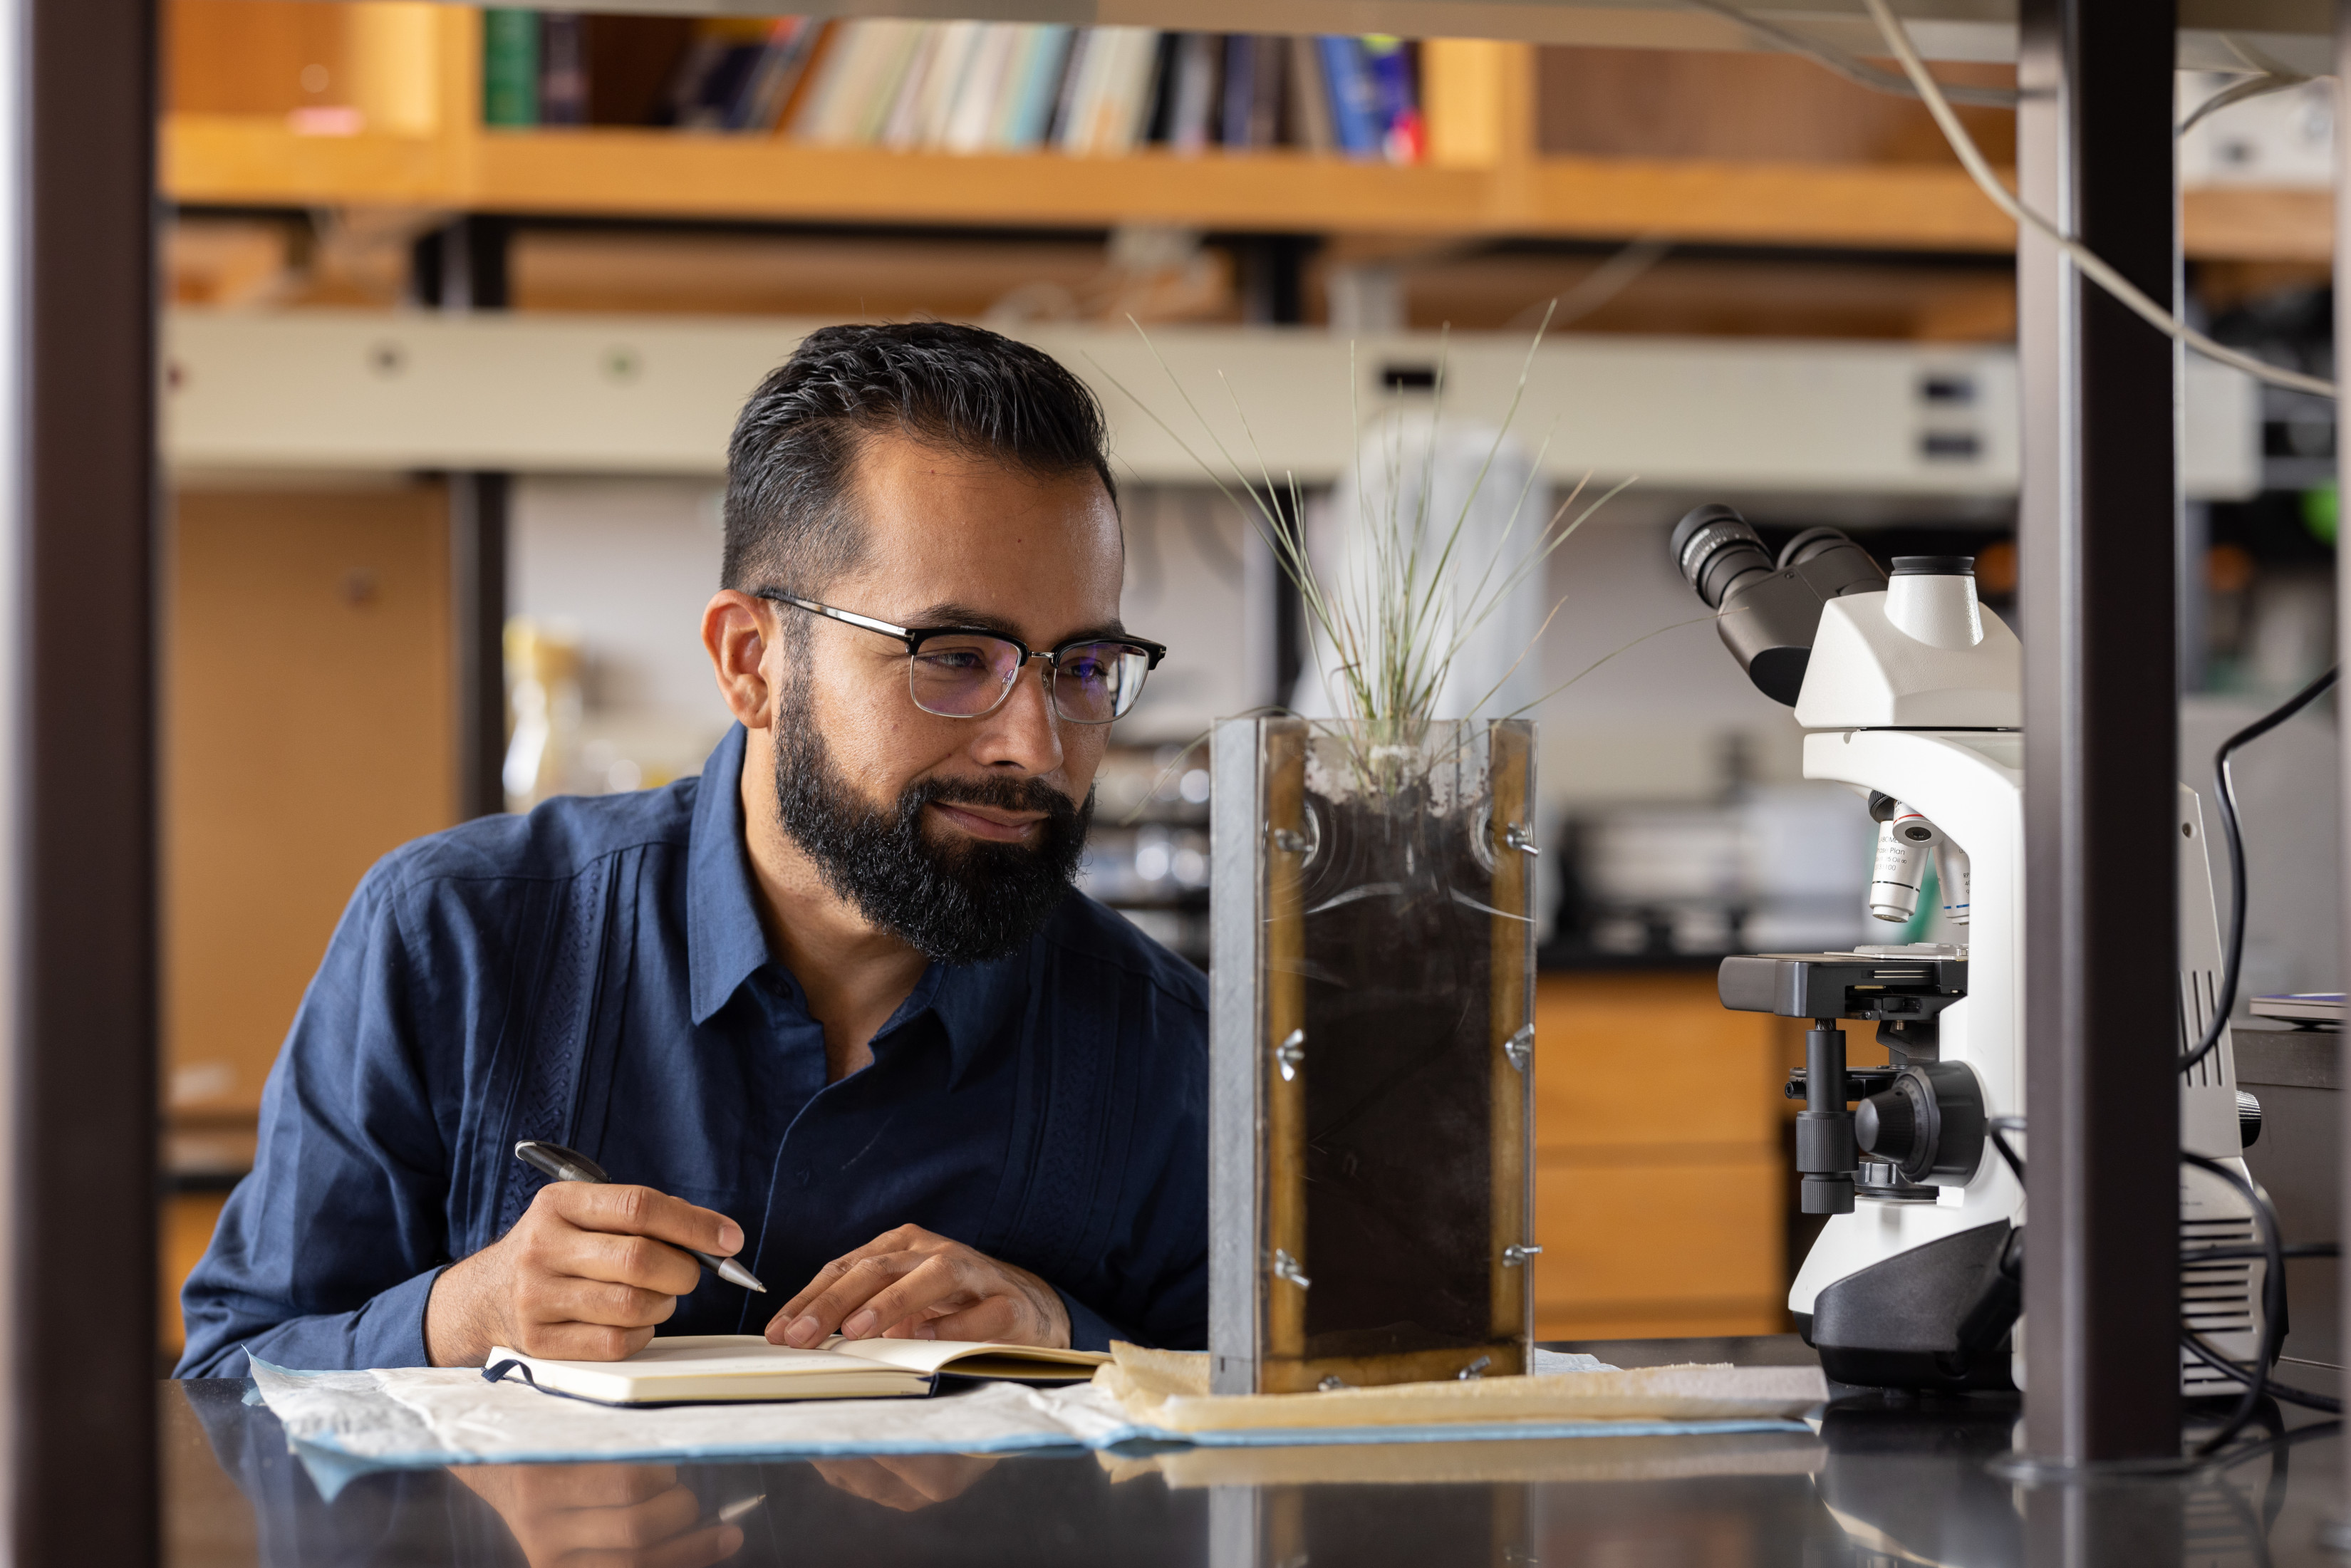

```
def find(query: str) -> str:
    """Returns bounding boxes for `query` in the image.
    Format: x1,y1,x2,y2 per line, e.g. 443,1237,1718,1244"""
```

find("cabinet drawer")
1532,1158,1782,1312
1533,973,1785,1151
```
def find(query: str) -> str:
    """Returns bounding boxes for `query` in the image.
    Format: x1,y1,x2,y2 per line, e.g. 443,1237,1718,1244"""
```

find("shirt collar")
687,724,772,1025
685,723,1036,1081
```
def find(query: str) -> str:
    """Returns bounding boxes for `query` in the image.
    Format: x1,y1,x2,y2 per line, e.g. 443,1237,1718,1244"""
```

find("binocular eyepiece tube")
1668,504,1887,707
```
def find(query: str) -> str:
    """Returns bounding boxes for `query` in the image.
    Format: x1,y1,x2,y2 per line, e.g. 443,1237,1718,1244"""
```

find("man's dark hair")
722,321,1117,596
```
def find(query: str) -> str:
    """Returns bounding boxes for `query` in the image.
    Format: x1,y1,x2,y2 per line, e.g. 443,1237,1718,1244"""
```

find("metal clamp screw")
1502,1245,1542,1268
1503,822,1539,856
1456,1356,1492,1381
1503,1025,1534,1073
1272,1249,1312,1289
1275,1028,1305,1081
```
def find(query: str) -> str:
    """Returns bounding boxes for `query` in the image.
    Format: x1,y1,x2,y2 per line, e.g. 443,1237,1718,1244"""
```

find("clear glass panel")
1252,717,1535,1387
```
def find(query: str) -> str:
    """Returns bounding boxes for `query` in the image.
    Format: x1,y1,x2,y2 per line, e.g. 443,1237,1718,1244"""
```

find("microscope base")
1794,1221,2018,1391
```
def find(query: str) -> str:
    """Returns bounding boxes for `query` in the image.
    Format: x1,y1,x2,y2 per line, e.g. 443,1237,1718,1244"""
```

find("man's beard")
772,680,1093,966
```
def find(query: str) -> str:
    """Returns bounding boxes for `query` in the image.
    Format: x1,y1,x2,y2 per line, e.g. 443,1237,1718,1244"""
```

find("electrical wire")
1986,1113,2026,1183
1680,0,2018,108
2184,1329,2341,1415
2206,1413,2343,1470
1857,0,2340,402
2183,1151,2299,1453
2185,1244,2340,1265
2178,72,2311,139
1507,236,1676,333
1971,1119,2340,1449
2181,664,2340,1074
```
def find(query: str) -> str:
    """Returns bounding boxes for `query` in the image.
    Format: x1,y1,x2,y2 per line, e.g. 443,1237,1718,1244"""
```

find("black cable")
1903,1112,2337,1450
2184,1244,2339,1265
2182,1326,2341,1414
1989,1121,2335,1444
2181,664,2340,1074
2208,1416,2342,1471
2184,1151,2294,1454
1986,1114,2026,1181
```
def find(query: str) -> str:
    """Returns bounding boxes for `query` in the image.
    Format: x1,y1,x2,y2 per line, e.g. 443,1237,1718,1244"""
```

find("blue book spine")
1220,33,1255,148
1010,26,1075,149
1318,36,1378,158
1364,36,1413,153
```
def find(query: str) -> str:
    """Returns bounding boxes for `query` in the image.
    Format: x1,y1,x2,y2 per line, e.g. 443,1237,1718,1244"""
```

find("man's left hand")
767,1225,1071,1349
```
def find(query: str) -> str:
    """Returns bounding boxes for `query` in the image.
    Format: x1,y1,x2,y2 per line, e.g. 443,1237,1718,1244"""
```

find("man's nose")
974,655,1064,774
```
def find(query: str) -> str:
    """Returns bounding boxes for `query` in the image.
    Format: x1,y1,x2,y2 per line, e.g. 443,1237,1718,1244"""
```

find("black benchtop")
163,1336,2349,1567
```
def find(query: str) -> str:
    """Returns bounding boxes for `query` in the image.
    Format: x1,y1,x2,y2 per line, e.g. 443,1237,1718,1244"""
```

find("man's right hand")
425,1184,747,1366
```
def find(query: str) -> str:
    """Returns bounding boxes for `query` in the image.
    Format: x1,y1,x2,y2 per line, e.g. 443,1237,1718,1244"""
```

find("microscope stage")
1720,949,1968,1022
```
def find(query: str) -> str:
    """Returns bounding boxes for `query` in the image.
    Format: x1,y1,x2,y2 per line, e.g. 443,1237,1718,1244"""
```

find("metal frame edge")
1208,716,1264,1395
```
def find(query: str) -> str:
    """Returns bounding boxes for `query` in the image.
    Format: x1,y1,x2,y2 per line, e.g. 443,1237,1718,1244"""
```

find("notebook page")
829,1337,1111,1376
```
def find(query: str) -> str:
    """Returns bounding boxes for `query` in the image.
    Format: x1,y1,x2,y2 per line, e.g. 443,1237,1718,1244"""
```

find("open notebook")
484,1334,1110,1406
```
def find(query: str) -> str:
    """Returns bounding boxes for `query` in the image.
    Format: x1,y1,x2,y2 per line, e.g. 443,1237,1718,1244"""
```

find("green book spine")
482,9,541,128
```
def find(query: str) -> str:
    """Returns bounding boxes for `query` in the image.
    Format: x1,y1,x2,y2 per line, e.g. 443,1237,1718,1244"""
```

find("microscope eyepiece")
1670,504,1773,608
1775,526,1852,571
1669,504,1888,707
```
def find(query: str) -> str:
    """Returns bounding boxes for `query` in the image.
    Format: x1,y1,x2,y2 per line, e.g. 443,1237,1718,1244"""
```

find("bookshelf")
160,12,2328,262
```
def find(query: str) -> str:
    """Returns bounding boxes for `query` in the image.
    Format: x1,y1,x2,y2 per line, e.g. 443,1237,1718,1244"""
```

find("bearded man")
176,323,1207,1375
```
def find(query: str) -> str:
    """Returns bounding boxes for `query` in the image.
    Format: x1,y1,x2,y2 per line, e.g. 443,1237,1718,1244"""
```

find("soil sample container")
1208,716,1537,1394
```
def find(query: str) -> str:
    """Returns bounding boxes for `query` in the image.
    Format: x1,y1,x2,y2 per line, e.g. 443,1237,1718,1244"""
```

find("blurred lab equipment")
1552,787,1873,962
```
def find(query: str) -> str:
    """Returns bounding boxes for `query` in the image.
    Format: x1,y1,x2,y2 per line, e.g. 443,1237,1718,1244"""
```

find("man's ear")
703,591,779,730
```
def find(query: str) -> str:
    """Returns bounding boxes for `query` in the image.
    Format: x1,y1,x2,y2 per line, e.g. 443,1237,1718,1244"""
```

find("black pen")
513,1140,767,1293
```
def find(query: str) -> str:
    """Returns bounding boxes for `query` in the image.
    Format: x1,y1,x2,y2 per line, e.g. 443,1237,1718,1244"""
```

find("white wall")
509,475,734,786
507,475,1277,775
509,472,1837,798
1530,492,1810,807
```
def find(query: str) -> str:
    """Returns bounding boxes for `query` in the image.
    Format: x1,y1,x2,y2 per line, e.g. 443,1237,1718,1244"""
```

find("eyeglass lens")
908,635,1151,723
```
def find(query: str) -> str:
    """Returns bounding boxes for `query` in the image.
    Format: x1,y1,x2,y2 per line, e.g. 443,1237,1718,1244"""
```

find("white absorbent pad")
248,1347,1819,1495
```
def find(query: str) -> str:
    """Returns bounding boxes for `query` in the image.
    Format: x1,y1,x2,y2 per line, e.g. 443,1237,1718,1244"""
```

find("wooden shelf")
161,115,2330,261
157,10,2330,261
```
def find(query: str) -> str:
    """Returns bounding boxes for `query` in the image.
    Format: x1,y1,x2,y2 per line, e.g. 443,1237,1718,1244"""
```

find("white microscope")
1671,505,2266,1392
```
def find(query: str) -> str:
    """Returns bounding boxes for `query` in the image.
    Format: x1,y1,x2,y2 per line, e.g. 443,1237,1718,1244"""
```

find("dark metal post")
450,474,511,820
420,217,513,819
2335,0,2351,1541
2015,0,2182,1463
14,0,158,1560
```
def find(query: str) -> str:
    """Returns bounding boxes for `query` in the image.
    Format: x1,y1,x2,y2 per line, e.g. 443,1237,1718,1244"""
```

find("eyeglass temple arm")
761,592,922,648
765,590,1166,667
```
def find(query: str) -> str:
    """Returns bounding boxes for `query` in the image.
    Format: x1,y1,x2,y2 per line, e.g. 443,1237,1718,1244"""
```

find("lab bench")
163,1335,2345,1566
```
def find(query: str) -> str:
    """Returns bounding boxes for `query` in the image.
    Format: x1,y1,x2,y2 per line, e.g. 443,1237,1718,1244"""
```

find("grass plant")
1097,310,1640,795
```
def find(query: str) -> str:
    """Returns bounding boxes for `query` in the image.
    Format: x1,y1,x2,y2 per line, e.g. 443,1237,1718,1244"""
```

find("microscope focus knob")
1854,1087,1921,1164
1849,1063,1987,1187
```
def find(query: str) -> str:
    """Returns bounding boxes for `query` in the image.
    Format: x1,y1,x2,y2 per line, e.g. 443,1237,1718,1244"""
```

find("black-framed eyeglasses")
756,591,1167,725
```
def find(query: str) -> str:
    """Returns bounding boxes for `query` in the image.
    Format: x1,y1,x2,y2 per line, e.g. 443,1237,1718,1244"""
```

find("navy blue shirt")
176,725,1208,1377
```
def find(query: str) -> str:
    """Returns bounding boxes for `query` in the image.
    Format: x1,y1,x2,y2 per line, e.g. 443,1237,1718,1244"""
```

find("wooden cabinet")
161,482,458,1356
1530,972,1791,1340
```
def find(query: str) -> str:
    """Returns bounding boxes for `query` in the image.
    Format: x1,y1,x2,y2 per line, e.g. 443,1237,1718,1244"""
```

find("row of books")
482,13,1428,163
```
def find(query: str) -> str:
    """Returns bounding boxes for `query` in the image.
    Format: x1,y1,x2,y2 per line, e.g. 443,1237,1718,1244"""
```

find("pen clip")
513,1139,611,1185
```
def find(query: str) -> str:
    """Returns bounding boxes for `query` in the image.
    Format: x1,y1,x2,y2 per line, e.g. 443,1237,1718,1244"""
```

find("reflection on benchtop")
164,1336,2351,1567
